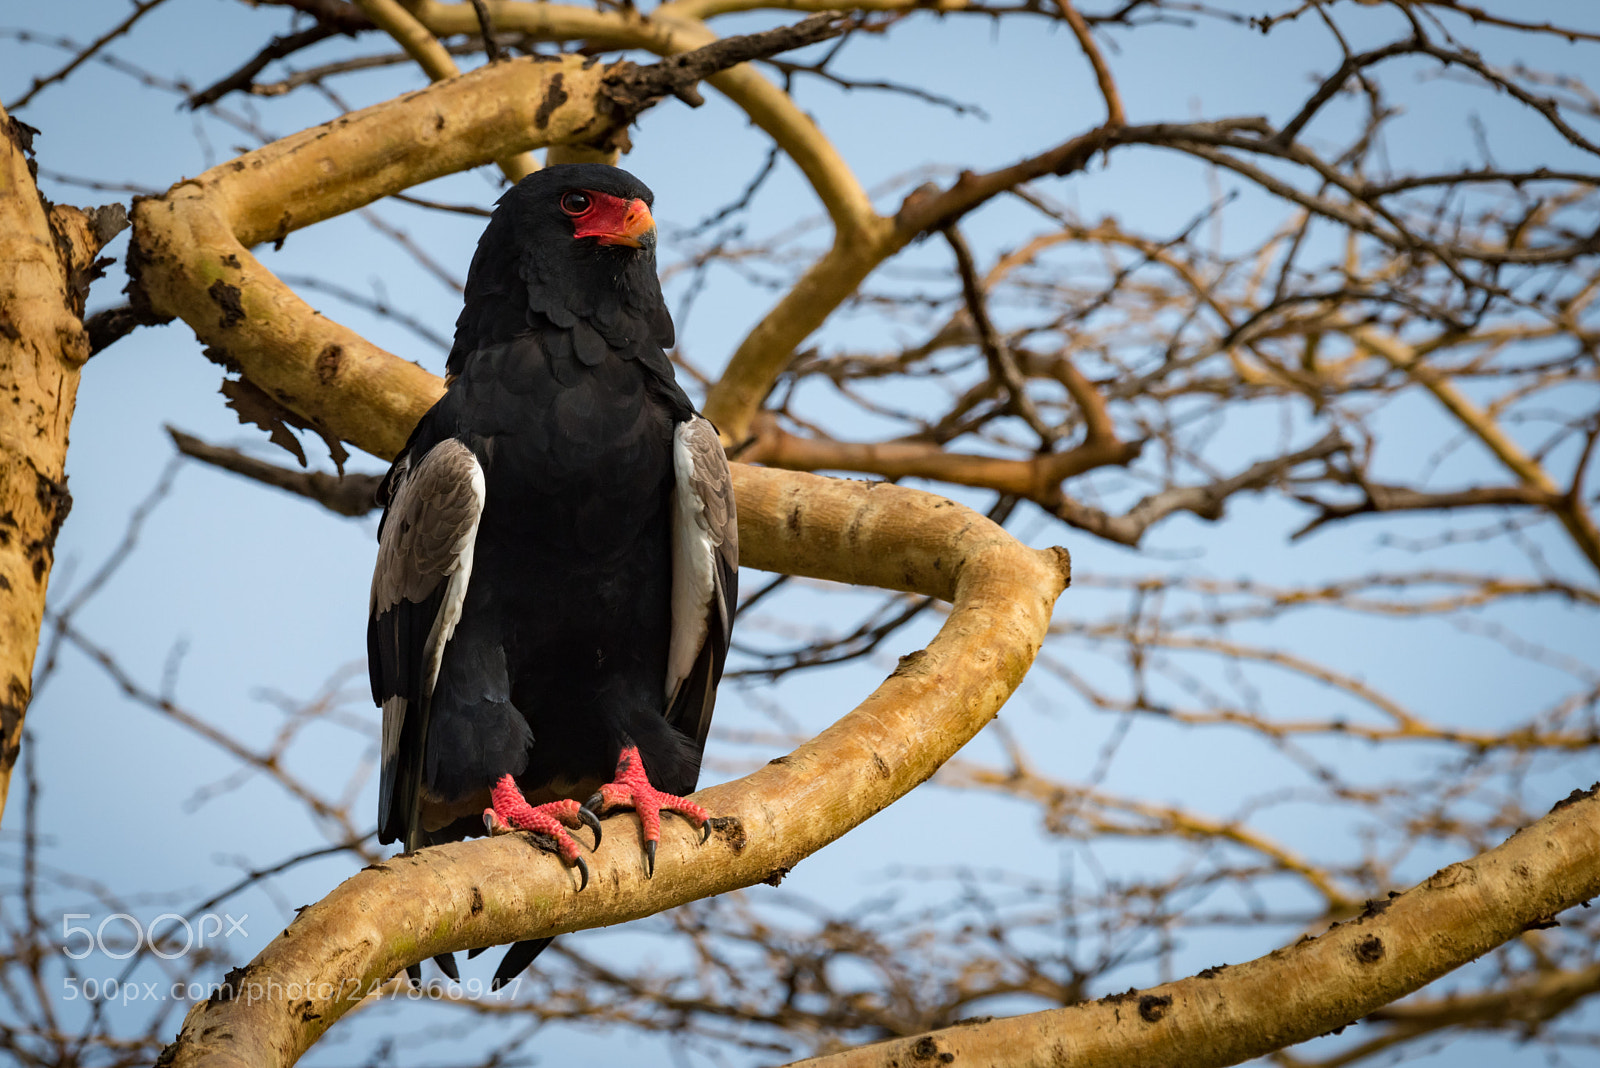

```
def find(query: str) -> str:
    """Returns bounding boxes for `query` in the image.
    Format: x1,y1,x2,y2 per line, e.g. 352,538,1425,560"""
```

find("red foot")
484,775,601,889
589,746,710,876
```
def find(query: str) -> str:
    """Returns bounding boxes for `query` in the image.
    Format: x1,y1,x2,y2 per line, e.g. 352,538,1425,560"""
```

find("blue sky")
3,1,1598,1065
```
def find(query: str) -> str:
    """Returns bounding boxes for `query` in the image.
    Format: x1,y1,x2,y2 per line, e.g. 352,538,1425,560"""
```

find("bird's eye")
560,191,591,216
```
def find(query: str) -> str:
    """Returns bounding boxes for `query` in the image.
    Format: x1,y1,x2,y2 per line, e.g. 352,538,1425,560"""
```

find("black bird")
367,164,738,988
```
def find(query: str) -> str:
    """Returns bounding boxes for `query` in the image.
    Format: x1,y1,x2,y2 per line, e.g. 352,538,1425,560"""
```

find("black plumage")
367,164,738,988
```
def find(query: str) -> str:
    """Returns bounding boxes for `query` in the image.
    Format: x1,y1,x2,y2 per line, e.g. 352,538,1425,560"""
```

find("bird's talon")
574,855,589,892
699,820,712,845
579,805,603,849
644,839,657,878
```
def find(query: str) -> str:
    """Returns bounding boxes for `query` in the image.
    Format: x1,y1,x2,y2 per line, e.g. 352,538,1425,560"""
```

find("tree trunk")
0,106,123,822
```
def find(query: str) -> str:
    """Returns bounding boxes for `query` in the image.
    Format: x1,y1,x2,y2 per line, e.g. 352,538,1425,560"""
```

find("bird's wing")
368,438,487,847
664,416,739,750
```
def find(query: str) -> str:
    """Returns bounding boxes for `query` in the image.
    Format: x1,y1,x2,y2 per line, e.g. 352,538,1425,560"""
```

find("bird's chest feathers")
461,343,675,553
463,340,665,467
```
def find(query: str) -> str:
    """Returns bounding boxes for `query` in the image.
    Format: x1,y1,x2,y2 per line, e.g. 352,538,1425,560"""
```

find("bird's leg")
586,746,710,877
483,775,603,890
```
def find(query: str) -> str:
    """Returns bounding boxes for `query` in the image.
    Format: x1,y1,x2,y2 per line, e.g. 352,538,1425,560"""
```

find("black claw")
578,805,602,850
574,854,589,892
584,791,604,815
491,938,554,992
644,838,657,878
700,819,712,845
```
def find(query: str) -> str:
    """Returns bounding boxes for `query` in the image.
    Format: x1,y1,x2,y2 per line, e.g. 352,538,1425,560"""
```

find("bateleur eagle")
367,164,738,989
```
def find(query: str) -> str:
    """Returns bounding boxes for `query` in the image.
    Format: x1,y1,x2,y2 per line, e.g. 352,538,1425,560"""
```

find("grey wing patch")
665,417,738,749
369,438,486,846
370,439,485,621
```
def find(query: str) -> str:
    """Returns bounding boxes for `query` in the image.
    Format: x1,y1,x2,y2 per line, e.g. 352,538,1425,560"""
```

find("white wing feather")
372,439,486,790
667,421,719,702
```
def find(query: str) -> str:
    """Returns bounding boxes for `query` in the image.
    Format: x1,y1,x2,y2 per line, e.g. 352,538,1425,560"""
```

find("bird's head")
506,163,658,255
450,163,674,370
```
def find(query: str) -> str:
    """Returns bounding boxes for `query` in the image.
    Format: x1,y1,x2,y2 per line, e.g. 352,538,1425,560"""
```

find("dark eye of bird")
560,191,591,216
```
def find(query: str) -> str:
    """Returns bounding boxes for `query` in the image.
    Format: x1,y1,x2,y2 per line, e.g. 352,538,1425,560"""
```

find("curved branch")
130,35,1070,1067
130,36,846,460
781,787,1600,1068
411,1,877,234
706,122,1121,441
1054,0,1123,126
130,56,597,458
159,466,1070,1068
353,0,537,180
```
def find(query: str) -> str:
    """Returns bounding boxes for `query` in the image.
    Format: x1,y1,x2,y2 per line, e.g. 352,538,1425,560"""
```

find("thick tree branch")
410,2,878,234
132,28,853,461
354,0,538,181
130,34,1072,1065
159,466,1070,1068
0,109,123,822
781,787,1600,1068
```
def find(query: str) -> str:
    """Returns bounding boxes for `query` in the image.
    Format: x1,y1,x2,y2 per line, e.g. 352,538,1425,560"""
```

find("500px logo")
61,913,248,960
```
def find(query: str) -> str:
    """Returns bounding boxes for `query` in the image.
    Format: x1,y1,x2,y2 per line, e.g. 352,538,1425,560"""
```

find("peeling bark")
0,107,124,822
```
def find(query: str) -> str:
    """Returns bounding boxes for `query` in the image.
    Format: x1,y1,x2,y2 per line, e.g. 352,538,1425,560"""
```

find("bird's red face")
559,189,655,248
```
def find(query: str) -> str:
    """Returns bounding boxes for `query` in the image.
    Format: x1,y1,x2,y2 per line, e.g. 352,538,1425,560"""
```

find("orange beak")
597,198,655,248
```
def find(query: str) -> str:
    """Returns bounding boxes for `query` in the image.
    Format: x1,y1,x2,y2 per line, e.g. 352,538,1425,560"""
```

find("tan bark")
159,466,1071,1068
129,26,855,461
0,108,121,822
130,43,1073,1068
782,787,1600,1068
130,54,617,460
410,2,877,233
352,0,539,181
